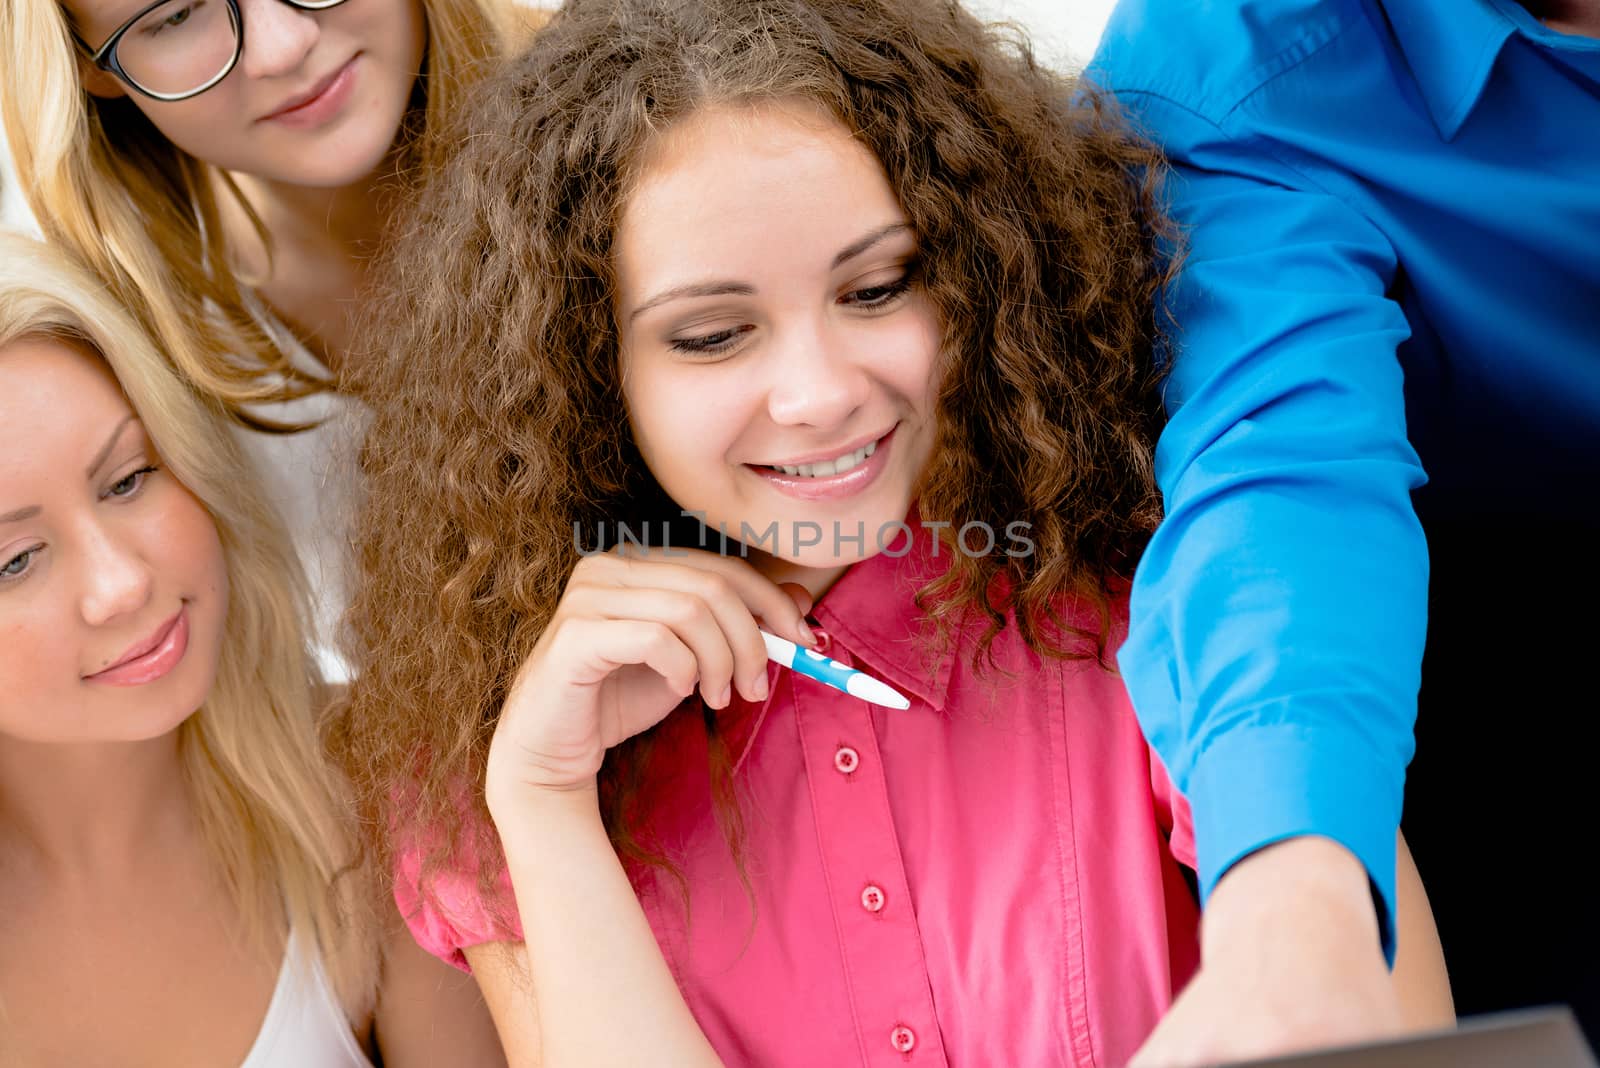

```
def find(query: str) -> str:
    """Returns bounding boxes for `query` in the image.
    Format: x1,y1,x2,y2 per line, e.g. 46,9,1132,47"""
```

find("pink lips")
749,426,897,502
260,57,358,127
85,607,189,687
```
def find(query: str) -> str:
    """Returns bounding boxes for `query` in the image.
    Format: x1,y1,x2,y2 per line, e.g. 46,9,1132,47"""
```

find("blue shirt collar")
1380,0,1517,139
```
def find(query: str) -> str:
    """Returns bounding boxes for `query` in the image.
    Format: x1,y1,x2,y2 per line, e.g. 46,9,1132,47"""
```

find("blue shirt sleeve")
1114,91,1427,958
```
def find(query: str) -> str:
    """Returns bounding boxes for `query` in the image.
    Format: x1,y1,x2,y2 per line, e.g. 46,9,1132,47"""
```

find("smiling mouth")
754,428,895,479
84,605,190,686
260,56,356,122
763,439,878,478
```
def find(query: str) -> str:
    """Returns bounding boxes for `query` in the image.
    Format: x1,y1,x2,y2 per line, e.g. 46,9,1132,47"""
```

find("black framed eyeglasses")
82,0,351,103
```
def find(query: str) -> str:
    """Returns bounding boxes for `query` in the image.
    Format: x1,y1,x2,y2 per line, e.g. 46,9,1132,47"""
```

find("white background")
0,2,1118,233
964,0,1118,68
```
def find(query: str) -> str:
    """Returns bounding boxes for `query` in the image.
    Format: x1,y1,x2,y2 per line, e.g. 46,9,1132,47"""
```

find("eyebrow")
628,221,914,322
86,415,139,478
629,281,756,322
831,222,912,270
0,418,140,526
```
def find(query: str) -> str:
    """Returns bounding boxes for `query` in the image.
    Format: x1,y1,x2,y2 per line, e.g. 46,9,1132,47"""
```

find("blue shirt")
1090,0,1600,952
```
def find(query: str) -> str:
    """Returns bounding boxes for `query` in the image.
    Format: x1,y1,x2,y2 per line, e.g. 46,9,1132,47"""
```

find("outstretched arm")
1106,83,1430,1062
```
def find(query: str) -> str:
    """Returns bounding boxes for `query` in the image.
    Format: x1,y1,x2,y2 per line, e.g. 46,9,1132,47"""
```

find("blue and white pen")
759,630,911,710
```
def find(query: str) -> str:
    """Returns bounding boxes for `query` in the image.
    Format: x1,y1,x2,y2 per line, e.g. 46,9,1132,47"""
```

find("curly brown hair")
335,0,1175,916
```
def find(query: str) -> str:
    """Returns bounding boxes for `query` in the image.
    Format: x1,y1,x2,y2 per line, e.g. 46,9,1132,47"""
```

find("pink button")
811,627,832,653
833,745,860,774
860,885,886,912
890,1025,916,1053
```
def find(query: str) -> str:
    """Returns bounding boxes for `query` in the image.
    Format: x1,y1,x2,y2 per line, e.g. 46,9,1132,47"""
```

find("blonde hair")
0,0,520,418
0,233,379,1008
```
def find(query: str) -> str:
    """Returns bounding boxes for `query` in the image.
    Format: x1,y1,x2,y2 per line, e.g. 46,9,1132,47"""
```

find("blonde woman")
0,234,505,1066
0,0,527,675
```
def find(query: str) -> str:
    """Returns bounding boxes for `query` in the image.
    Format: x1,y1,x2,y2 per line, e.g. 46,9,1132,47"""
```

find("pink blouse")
396,530,1200,1066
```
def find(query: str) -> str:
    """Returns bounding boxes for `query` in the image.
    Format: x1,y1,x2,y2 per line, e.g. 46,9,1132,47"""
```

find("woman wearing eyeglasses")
0,0,526,677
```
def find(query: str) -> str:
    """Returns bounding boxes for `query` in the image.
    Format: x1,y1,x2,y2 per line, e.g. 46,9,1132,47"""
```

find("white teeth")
775,439,877,478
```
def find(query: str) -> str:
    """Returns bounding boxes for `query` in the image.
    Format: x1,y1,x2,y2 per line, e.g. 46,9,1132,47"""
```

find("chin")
126,668,219,742
276,115,405,188
791,537,887,567
280,149,395,190
114,712,199,745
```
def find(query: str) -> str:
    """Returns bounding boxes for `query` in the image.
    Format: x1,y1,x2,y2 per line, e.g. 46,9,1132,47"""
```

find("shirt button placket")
793,628,946,1065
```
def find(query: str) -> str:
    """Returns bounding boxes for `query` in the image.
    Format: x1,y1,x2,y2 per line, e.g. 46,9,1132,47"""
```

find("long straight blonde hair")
0,233,379,1008
0,0,520,417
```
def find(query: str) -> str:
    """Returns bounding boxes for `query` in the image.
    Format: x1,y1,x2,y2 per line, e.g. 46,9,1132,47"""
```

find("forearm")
1202,834,1451,1021
489,784,723,1068
1204,837,1380,964
1131,837,1419,1066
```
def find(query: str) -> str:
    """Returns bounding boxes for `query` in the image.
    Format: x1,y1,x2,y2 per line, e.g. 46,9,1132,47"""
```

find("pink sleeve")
393,830,523,974
1149,750,1197,872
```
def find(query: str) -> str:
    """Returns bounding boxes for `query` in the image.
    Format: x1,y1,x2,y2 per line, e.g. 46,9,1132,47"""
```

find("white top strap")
239,933,373,1068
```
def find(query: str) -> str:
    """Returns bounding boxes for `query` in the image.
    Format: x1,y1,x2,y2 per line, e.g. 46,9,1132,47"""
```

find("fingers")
565,549,809,708
570,550,815,703
551,617,700,700
605,547,815,649
567,585,751,706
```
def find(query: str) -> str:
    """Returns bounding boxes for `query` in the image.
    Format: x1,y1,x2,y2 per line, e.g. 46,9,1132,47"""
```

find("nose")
78,523,154,630
764,319,872,429
237,0,321,81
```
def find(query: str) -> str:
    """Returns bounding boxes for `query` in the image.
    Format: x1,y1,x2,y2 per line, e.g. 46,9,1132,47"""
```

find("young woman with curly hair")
336,0,1451,1063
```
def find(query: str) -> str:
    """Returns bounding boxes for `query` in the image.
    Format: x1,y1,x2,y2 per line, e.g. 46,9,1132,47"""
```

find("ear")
76,53,127,99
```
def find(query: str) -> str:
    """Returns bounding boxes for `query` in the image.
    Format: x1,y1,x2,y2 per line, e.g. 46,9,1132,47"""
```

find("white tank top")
230,315,365,687
238,933,373,1068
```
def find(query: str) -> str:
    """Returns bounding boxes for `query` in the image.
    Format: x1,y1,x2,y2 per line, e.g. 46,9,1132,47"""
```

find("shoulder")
1091,0,1373,125
962,584,1131,685
391,814,521,974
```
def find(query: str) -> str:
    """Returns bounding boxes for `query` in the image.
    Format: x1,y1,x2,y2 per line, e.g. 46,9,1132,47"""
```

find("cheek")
0,615,63,690
404,0,428,64
353,0,427,66
632,391,697,485
873,306,943,408
0,593,83,740
624,361,745,479
152,487,227,599
127,94,243,164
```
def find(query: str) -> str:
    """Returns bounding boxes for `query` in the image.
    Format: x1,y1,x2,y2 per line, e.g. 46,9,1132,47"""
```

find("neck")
747,552,849,604
219,155,403,370
1521,0,1600,36
0,730,191,879
228,165,393,263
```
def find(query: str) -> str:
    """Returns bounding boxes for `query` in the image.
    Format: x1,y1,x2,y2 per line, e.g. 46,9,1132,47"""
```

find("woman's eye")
669,324,753,356
0,547,39,581
842,273,913,308
107,465,158,499
143,2,200,36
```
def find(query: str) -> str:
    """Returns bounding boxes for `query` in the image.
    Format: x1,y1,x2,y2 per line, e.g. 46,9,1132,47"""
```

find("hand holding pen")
489,547,905,798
